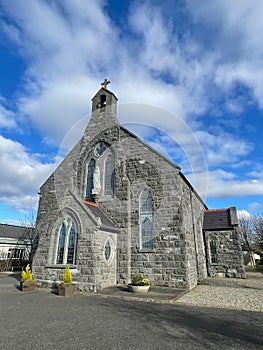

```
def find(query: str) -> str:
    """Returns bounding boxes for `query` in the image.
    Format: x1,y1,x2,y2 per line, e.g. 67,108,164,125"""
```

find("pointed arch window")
67,225,76,264
86,159,96,200
104,156,114,195
56,221,78,265
56,223,66,264
140,189,153,249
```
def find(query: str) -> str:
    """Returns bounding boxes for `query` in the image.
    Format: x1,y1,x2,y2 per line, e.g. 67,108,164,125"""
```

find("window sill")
138,249,155,253
45,264,77,269
100,195,114,200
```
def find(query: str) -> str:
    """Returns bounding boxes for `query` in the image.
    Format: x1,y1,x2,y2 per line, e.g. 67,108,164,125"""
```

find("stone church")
33,81,245,291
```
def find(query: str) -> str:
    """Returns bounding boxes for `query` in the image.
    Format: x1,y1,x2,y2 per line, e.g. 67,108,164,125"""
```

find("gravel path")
176,271,263,312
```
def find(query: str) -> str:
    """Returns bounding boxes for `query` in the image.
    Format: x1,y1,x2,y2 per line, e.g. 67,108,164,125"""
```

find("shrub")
21,264,33,282
61,265,72,286
21,264,36,287
132,274,149,286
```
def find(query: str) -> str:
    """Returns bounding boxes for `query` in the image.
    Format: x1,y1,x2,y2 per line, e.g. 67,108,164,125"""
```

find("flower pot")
128,284,150,293
20,282,36,292
58,284,75,297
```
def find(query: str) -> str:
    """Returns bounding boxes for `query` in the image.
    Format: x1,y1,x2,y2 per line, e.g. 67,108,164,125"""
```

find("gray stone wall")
33,139,108,289
204,228,246,278
180,179,207,289
93,231,117,290
84,124,208,289
33,86,244,292
33,109,210,290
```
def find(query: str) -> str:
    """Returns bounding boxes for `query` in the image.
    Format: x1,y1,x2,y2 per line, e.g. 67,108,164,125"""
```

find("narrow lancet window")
210,238,218,263
140,189,153,249
104,156,114,195
86,159,96,200
67,225,76,264
56,223,66,264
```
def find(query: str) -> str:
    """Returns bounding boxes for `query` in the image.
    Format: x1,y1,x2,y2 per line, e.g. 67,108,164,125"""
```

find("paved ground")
97,283,187,303
176,271,263,312
0,272,262,350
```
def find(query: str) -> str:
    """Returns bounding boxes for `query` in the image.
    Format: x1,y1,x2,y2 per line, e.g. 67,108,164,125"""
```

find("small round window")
104,240,112,261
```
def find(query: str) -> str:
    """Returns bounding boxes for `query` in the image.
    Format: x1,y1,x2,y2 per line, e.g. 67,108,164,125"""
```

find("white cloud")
247,164,263,180
1,0,121,143
0,99,17,129
187,0,263,108
186,168,263,200
128,2,214,116
195,130,253,167
247,202,262,213
0,135,55,211
237,210,251,219
0,0,216,146
1,0,262,145
205,170,263,198
20,76,96,145
0,0,262,213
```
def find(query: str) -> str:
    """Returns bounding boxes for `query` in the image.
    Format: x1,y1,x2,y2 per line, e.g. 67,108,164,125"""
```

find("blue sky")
0,0,263,224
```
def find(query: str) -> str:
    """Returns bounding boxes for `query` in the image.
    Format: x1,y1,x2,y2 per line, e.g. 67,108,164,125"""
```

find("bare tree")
238,213,256,267
19,210,39,265
252,214,263,256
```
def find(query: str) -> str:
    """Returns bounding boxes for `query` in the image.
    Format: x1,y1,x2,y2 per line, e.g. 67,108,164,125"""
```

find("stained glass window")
56,223,66,264
140,189,153,249
67,225,76,264
56,221,77,265
104,156,114,195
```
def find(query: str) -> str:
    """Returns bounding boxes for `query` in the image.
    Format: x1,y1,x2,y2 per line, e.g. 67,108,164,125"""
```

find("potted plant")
128,274,150,293
58,265,75,297
20,264,37,291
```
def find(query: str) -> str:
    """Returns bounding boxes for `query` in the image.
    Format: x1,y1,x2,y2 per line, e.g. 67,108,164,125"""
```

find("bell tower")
91,79,118,116
84,79,119,142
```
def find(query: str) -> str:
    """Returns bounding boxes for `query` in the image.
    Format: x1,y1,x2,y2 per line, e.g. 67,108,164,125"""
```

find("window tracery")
55,220,77,265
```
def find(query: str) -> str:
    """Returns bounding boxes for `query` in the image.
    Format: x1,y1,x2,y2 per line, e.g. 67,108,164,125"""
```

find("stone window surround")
84,146,115,199
103,236,115,266
54,218,77,265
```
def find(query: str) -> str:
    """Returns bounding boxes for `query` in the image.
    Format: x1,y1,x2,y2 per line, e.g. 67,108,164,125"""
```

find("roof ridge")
205,208,228,212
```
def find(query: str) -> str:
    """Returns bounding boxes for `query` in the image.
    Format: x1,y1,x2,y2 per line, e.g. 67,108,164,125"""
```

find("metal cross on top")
101,78,111,89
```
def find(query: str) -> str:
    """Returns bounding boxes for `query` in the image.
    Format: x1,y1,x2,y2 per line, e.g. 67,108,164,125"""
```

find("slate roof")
82,200,120,233
0,223,33,239
203,207,238,230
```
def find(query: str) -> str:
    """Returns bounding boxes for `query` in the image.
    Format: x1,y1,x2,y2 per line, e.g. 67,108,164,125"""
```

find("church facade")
32,82,245,291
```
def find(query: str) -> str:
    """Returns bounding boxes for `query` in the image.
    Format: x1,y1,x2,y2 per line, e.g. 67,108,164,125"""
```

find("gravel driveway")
176,271,263,312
